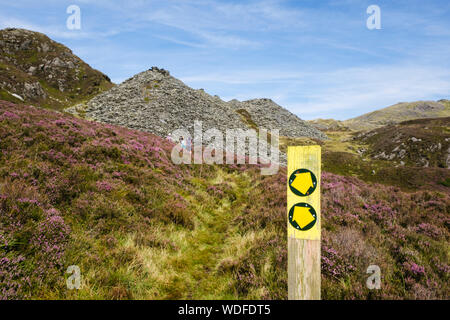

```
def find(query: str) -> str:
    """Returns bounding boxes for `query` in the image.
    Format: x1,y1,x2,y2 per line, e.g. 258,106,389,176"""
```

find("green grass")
58,168,284,300
439,178,450,187
1,101,448,300
236,109,258,131
0,89,22,103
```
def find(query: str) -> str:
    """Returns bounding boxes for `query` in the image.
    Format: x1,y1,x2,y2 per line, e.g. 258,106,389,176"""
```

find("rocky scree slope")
69,67,325,141
67,67,326,165
69,67,249,137
229,98,327,140
343,100,450,131
0,28,112,110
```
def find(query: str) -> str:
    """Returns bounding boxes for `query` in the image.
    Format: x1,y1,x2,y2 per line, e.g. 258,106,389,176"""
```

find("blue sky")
1,0,450,120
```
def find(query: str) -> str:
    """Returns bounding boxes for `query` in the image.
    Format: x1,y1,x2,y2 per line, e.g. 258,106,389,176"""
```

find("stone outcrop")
0,28,112,109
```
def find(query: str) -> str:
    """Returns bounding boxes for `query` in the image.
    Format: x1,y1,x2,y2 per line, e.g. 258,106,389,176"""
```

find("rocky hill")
0,28,113,110
68,67,248,137
343,100,450,131
354,117,450,168
67,68,326,142
229,98,327,139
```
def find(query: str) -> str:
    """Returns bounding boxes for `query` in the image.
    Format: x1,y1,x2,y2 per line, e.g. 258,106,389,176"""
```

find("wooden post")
287,146,321,300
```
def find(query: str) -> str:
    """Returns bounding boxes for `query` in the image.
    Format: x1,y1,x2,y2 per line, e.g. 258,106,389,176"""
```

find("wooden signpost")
287,146,321,300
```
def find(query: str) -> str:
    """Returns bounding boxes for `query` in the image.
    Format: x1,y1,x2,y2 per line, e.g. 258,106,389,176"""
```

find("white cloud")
283,65,450,119
182,64,450,120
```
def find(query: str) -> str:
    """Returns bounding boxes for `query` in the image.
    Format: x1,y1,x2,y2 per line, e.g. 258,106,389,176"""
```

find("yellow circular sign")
288,169,317,197
288,202,317,231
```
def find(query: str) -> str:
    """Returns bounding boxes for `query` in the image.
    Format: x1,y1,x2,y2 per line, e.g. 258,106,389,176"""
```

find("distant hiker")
166,133,173,142
180,137,186,150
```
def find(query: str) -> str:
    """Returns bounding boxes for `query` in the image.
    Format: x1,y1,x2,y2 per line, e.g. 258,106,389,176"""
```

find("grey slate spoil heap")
68,67,328,165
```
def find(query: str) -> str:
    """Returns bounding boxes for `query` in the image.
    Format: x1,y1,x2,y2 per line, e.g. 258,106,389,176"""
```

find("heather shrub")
230,238,287,300
0,194,69,298
320,172,449,299
0,255,30,300
0,102,448,300
30,209,70,284
0,102,196,298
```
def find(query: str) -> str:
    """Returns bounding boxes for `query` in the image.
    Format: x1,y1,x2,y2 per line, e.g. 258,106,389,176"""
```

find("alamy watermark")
366,5,381,30
66,265,81,290
168,121,280,175
366,265,381,289
66,5,81,30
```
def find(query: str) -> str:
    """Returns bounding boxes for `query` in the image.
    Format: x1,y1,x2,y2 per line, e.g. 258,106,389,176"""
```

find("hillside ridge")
353,116,450,168
344,99,450,131
0,28,113,110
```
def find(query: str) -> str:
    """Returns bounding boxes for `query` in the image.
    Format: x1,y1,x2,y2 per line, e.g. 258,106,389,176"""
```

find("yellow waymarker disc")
292,206,315,229
288,203,317,231
288,168,317,197
291,172,314,195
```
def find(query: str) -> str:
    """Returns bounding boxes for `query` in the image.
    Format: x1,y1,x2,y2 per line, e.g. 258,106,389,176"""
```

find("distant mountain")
307,100,450,132
0,28,112,110
307,118,349,132
354,117,450,168
343,100,450,131
67,67,326,141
